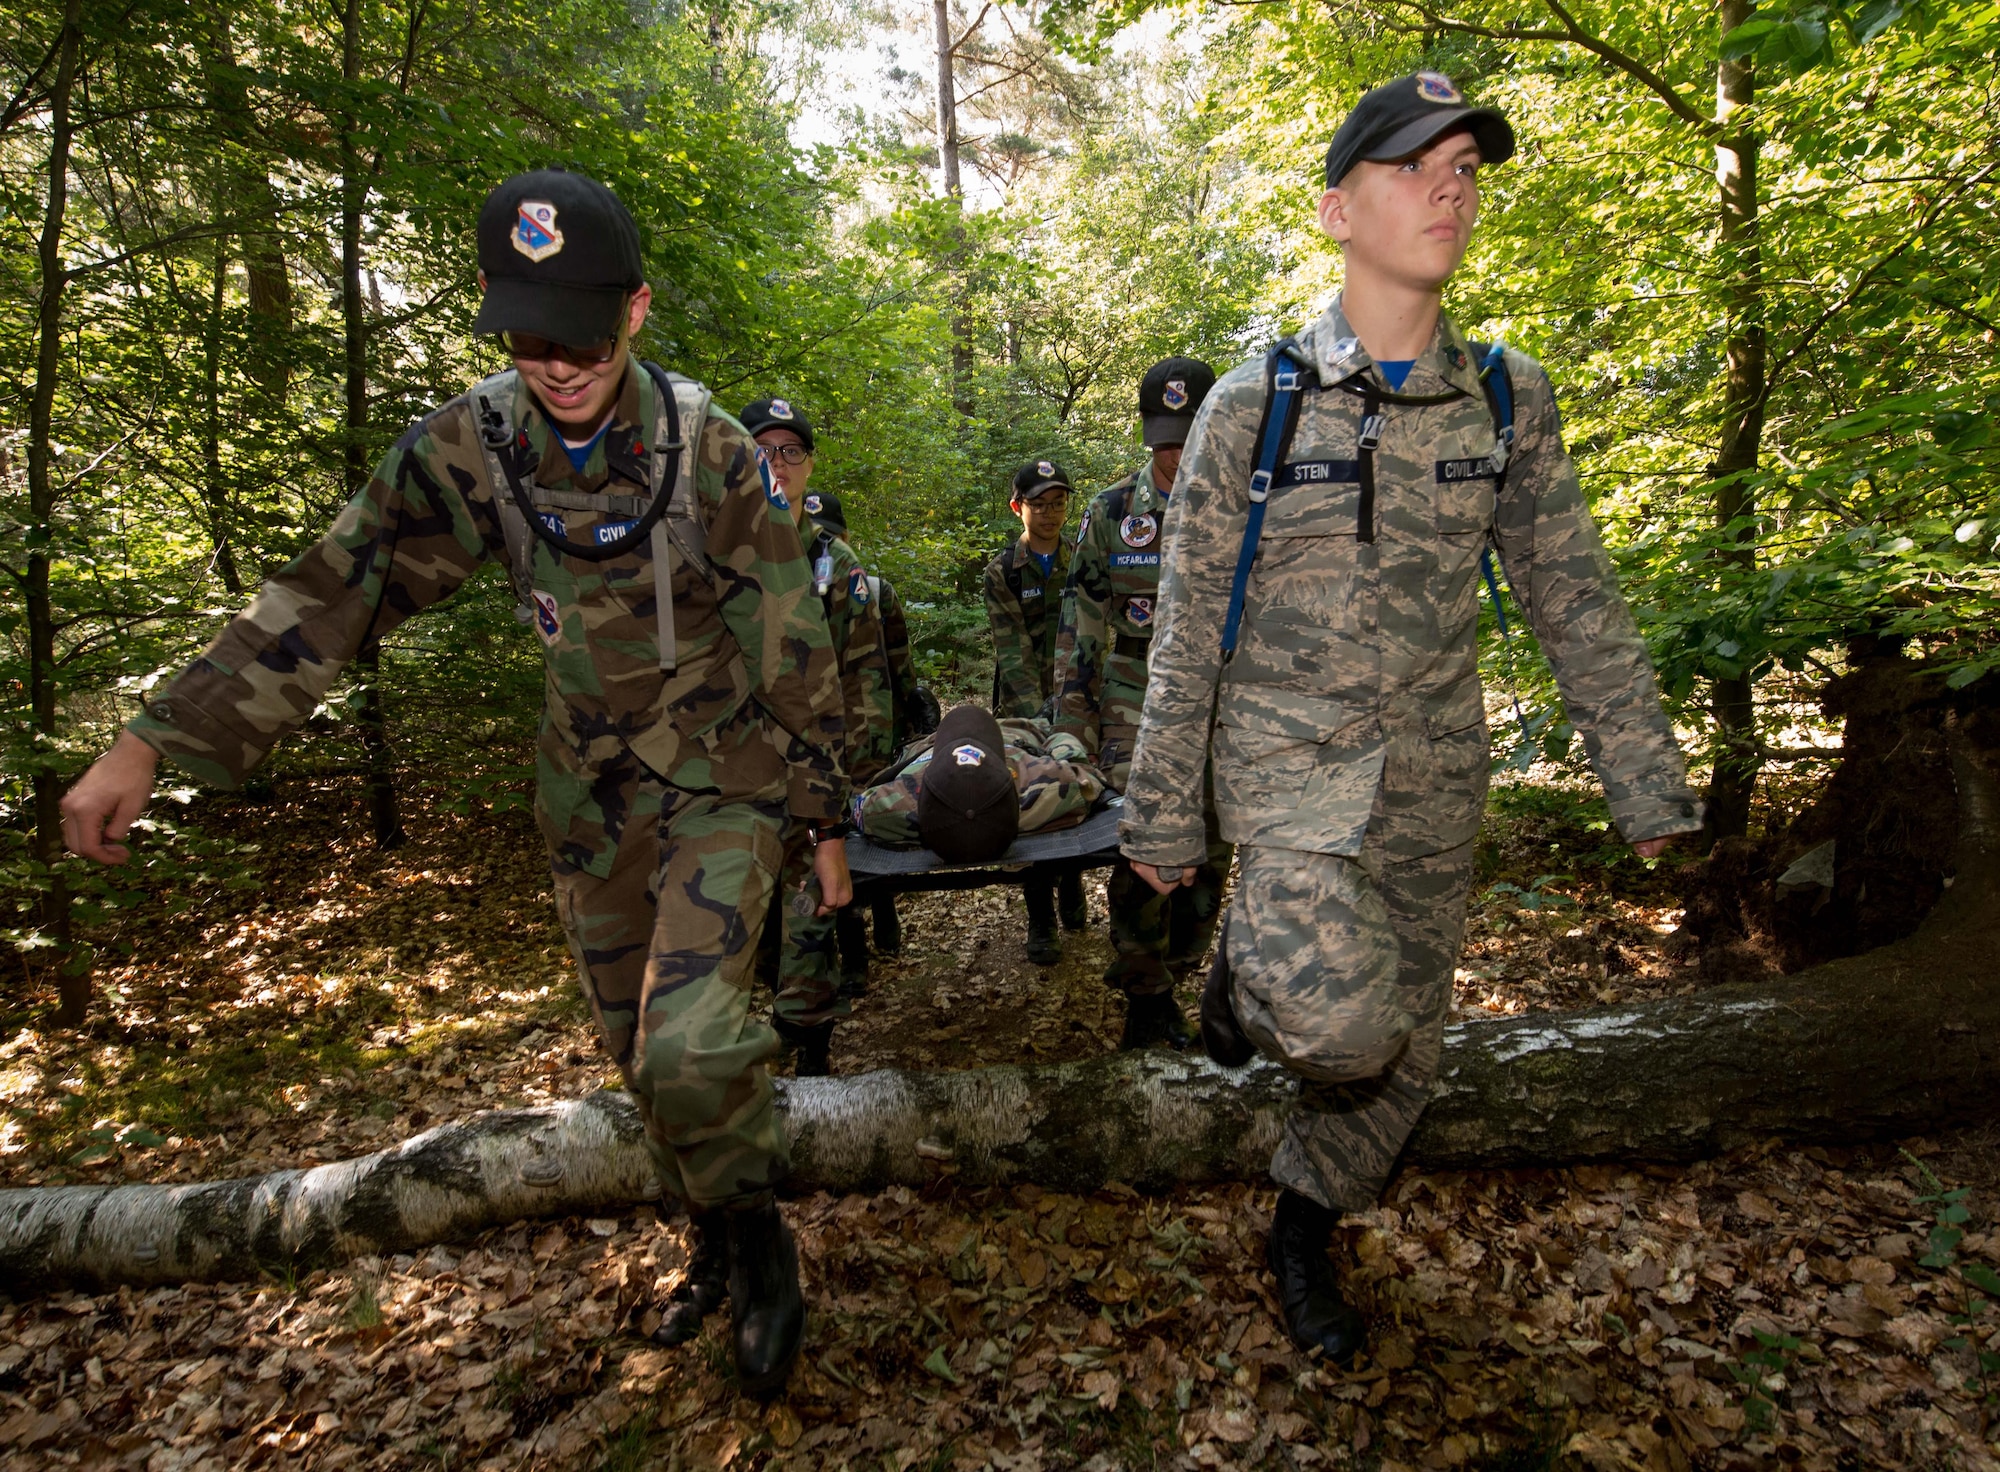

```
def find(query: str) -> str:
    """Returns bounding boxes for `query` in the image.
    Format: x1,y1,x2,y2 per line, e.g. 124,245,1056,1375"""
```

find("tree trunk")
27,0,87,1027
204,15,291,406
933,0,975,416
339,0,401,850
6,739,1993,1294
201,233,243,596
356,641,404,849
1704,0,1768,844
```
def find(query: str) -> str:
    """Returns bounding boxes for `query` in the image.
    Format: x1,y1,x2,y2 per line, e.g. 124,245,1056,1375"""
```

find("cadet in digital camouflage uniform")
804,487,937,983
1118,78,1703,1362
60,170,838,1395
984,461,1088,964
738,401,893,1076
1053,358,1224,1051
855,714,1107,848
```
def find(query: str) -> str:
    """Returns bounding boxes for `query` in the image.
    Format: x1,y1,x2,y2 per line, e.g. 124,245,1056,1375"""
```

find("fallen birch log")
3,742,1994,1295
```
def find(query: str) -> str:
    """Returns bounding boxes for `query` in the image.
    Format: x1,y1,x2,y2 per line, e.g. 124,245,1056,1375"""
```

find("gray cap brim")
471,277,627,347
1143,413,1194,449
1362,109,1514,171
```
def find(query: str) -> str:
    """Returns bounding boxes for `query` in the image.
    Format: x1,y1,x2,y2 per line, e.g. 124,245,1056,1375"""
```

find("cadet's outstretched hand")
1632,834,1693,859
61,732,160,866
812,838,853,916
1130,860,1197,897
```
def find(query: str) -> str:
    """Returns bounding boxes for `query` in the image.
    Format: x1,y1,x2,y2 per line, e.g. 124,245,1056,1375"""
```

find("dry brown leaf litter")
4,774,1996,1469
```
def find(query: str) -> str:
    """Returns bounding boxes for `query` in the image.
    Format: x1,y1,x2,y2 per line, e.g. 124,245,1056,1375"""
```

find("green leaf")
1720,16,1781,57
118,1127,167,1148
1961,1262,2000,1296
923,1347,962,1384
69,1144,114,1163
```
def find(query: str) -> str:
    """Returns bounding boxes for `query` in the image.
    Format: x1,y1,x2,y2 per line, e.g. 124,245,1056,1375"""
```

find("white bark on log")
5,742,1994,1295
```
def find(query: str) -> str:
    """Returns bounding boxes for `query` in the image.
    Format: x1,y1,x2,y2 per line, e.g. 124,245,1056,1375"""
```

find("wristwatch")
807,821,854,845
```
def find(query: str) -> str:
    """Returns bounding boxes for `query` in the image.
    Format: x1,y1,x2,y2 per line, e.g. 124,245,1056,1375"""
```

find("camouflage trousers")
1222,834,1476,1213
547,768,790,1211
1105,766,1231,999
753,823,850,1029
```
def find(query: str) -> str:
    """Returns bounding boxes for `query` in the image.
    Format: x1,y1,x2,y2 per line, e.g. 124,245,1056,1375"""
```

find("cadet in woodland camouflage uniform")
855,715,1106,847
1054,358,1222,1050
805,488,936,980
985,461,1088,963
61,171,835,1395
1119,79,1702,1362
739,401,893,1075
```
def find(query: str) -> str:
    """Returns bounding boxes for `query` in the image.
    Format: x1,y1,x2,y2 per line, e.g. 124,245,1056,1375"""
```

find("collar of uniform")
1305,296,1486,399
1014,533,1060,568
516,363,650,490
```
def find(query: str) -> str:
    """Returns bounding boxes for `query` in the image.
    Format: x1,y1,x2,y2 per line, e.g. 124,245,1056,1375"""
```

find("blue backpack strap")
1221,339,1314,658
1471,340,1531,731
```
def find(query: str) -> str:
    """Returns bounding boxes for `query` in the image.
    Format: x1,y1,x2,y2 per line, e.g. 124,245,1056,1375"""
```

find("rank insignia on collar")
1416,72,1463,104
1162,379,1189,410
1446,344,1467,369
1120,513,1158,548
512,201,564,262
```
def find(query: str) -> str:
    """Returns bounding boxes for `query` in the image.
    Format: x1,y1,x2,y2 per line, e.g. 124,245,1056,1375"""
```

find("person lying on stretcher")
855,705,1109,863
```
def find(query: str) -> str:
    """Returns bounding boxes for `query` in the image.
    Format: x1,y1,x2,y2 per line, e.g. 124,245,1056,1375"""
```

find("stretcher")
843,799,1126,895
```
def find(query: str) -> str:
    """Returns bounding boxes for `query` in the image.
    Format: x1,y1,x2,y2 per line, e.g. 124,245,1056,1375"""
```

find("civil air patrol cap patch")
953,744,984,766
1163,379,1189,410
1416,71,1463,103
512,201,564,262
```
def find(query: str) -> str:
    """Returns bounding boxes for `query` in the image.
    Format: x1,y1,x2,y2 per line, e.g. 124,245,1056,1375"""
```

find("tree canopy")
2,0,1996,993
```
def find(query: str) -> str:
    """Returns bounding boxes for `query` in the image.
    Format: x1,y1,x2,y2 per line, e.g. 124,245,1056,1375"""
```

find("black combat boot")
834,905,870,998
650,1211,729,1347
872,894,903,957
1119,991,1195,1051
772,1018,834,1078
1268,1189,1367,1366
1024,879,1061,966
1057,869,1089,931
1199,933,1256,1067
727,1198,806,1397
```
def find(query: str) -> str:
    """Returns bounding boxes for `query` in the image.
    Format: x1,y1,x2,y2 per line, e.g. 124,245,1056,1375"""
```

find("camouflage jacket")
1052,466,1170,754
1121,297,1700,867
127,364,848,858
984,535,1071,718
804,521,895,787
872,575,923,749
855,717,1106,847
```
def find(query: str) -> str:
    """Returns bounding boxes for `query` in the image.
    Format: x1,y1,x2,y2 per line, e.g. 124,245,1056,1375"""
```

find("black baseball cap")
739,398,816,453
1010,459,1073,504
1139,357,1217,448
803,488,845,534
917,706,1020,864
1322,72,1515,190
472,169,644,348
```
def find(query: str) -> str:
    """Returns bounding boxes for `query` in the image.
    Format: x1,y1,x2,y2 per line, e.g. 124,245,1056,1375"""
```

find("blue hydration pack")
1220,338,1519,660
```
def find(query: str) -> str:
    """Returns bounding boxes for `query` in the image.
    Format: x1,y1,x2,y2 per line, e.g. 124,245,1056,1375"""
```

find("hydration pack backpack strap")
643,364,713,674
470,371,539,625
1221,339,1316,659
1469,340,1529,729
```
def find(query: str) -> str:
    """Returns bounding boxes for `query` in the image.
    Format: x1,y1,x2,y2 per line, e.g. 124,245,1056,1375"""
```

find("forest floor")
2,771,1998,1471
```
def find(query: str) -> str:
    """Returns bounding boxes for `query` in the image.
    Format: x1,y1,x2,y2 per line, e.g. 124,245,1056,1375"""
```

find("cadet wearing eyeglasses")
58,168,840,1397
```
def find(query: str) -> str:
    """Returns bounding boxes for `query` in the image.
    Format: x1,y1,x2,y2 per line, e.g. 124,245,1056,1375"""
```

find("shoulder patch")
849,566,870,605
